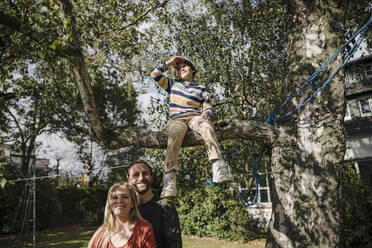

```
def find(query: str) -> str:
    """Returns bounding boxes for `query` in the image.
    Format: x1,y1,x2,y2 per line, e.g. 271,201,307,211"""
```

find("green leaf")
50,39,62,50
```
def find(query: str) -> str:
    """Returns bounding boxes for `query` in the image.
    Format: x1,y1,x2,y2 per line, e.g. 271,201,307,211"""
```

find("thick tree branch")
92,119,280,150
58,0,110,146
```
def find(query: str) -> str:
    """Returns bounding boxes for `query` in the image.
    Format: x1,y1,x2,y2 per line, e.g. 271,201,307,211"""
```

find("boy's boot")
160,170,177,198
212,160,233,183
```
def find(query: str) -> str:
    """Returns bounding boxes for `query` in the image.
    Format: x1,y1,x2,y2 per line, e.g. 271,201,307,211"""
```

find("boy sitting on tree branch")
151,56,233,198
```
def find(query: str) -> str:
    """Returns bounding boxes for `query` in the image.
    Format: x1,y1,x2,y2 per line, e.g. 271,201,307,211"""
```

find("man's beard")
135,181,150,195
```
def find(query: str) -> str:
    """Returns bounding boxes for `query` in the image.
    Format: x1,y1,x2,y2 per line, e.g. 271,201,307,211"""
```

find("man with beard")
126,160,182,248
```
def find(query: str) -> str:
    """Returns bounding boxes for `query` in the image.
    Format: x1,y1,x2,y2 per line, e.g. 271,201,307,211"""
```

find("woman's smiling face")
110,186,132,217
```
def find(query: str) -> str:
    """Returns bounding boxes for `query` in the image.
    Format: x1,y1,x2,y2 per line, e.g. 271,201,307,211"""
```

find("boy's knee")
200,122,214,132
168,130,183,139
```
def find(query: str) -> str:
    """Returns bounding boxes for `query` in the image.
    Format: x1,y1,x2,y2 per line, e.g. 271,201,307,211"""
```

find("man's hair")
174,59,197,78
126,160,153,179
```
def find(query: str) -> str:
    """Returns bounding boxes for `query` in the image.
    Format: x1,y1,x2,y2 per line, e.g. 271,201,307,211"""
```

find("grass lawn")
0,225,266,248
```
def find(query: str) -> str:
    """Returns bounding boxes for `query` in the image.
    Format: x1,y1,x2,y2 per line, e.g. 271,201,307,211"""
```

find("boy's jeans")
164,115,223,172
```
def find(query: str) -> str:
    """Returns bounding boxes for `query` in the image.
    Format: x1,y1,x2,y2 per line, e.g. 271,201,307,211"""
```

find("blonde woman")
88,182,157,248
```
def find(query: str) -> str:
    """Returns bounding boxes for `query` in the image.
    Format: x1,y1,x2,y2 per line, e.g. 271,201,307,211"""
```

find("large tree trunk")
266,1,345,247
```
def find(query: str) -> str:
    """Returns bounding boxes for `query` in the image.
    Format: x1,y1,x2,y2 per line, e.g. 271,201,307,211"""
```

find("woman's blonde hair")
88,182,144,248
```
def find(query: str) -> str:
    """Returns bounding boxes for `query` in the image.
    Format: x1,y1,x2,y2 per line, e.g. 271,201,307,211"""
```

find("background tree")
0,0,146,177
1,75,58,175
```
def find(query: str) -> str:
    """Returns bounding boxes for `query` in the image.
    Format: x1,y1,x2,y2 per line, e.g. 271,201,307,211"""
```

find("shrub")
177,184,263,242
0,178,62,234
0,181,108,235
341,162,372,248
56,186,107,226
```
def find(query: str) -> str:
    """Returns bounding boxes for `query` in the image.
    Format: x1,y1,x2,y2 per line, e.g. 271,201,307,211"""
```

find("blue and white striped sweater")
151,65,213,120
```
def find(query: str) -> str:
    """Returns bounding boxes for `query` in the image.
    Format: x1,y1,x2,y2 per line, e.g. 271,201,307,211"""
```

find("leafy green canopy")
0,0,161,172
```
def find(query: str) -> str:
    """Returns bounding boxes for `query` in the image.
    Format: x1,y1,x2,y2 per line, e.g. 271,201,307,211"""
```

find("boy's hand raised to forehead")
165,56,184,68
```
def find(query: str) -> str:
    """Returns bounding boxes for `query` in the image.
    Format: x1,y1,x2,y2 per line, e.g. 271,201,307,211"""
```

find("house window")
258,170,271,204
359,98,372,117
239,168,271,205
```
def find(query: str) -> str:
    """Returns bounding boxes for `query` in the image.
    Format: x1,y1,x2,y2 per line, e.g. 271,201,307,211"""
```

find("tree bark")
265,1,344,247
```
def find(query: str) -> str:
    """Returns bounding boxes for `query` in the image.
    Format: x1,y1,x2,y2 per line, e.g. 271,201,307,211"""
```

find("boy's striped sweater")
151,65,213,120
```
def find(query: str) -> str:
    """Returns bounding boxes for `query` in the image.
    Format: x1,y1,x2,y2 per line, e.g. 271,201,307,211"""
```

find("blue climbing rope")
265,16,372,125
239,143,264,207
